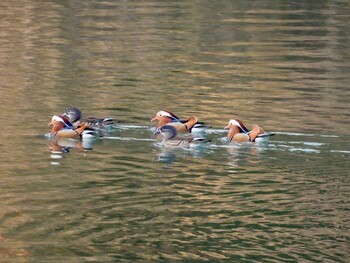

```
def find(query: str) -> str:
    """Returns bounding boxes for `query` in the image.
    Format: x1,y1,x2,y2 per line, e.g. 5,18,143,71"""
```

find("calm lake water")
1,0,349,262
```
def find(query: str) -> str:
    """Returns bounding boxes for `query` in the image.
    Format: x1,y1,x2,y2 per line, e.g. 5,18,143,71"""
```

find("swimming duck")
157,125,210,148
225,119,275,143
48,115,97,139
151,110,208,133
63,107,115,129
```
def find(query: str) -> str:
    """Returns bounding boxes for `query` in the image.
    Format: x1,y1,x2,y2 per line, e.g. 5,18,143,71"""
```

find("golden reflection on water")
0,0,349,134
0,0,349,262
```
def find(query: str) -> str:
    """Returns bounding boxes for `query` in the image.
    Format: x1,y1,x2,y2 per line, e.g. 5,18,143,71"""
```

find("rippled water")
0,0,349,262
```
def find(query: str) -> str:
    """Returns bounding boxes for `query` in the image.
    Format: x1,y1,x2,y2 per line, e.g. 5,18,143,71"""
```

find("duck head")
225,119,249,132
151,110,179,121
48,115,68,135
224,119,249,141
63,107,82,123
158,125,177,141
48,115,73,128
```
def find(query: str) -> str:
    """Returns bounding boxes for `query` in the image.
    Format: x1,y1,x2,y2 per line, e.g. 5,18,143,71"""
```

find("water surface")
0,0,349,262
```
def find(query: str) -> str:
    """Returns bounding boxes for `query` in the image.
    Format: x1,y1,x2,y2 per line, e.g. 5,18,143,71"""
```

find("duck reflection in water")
48,138,94,154
155,145,211,164
48,138,96,163
225,141,269,168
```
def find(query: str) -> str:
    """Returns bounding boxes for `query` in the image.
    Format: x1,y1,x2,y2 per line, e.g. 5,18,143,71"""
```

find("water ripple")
1,0,349,262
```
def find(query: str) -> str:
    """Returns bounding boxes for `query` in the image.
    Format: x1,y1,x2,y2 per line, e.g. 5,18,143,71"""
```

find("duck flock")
47,107,275,149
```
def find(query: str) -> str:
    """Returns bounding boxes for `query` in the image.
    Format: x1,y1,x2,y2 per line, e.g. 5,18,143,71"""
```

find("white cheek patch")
157,111,170,118
51,115,64,122
230,119,241,127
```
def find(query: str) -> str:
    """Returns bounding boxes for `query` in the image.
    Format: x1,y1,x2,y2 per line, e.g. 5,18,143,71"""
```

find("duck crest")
62,116,73,128
159,110,180,121
234,119,249,133
49,115,73,129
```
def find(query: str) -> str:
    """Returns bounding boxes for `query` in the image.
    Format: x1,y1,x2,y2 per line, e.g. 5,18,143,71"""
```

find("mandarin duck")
151,110,208,133
225,119,275,143
63,107,115,129
48,115,98,139
157,125,210,148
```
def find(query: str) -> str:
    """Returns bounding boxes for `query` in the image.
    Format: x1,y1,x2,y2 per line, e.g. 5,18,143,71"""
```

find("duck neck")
51,122,64,136
227,126,240,142
157,116,173,128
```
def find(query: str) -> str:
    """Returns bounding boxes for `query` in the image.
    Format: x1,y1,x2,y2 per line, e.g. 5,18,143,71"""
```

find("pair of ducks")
48,108,114,139
151,110,274,147
48,108,274,146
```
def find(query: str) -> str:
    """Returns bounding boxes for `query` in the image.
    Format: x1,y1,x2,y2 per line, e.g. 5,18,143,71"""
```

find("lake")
0,0,349,262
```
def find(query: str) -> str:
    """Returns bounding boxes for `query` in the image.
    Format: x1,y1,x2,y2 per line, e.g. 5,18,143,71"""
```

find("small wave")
277,144,321,153
320,134,339,138
288,147,320,153
205,128,227,134
104,136,155,141
44,133,52,139
330,150,350,154
273,140,325,147
275,132,340,138
117,124,152,130
274,132,316,137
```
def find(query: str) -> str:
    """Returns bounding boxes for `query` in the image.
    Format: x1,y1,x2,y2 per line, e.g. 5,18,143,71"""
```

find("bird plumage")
225,118,275,143
48,115,98,139
63,107,115,129
157,125,210,148
151,110,208,133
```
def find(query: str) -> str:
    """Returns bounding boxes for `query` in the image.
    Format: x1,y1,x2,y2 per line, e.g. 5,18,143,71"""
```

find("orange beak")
224,124,230,129
151,116,159,122
48,120,55,126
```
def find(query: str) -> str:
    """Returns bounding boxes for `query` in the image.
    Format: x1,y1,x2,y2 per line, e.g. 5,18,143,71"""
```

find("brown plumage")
158,125,210,148
48,116,90,139
151,110,208,133
225,119,268,143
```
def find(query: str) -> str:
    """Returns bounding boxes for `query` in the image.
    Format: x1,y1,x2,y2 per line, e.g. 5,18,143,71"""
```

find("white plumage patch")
229,119,242,128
